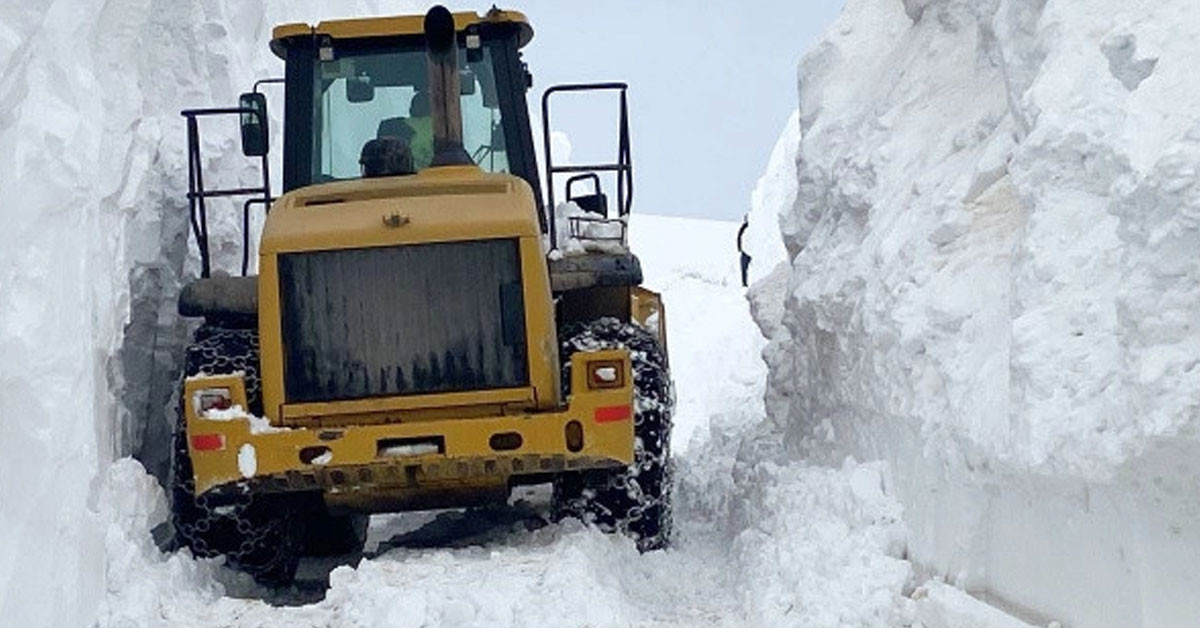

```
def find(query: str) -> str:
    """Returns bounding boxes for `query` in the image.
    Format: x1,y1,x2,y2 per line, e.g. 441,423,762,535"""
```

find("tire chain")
170,325,301,584
554,317,676,550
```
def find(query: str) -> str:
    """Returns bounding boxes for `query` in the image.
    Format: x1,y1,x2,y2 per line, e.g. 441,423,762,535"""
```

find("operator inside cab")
359,136,415,177
359,91,432,177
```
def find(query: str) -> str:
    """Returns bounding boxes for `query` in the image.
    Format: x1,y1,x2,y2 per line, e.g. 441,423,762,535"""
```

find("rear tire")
169,324,306,586
552,318,675,551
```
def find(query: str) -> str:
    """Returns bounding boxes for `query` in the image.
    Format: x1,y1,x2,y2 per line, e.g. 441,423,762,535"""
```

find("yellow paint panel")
258,171,539,255
632,286,670,363
271,9,533,59
281,388,534,422
256,171,555,422
184,351,634,496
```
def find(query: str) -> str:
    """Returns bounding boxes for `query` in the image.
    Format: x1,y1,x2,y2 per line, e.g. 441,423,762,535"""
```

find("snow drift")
751,0,1200,625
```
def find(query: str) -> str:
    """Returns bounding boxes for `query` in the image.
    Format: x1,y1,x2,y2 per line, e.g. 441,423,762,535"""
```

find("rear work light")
194,387,233,413
586,360,626,390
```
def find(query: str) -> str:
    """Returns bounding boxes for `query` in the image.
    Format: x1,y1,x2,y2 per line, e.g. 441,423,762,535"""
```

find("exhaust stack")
424,5,473,167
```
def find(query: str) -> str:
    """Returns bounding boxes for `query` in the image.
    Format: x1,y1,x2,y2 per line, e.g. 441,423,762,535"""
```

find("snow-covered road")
99,215,918,627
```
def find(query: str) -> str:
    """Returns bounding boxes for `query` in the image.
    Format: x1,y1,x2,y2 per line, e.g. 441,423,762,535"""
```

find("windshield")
312,45,510,181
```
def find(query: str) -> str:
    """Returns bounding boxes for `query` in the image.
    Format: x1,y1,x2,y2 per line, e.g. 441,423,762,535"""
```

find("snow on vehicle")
170,5,673,585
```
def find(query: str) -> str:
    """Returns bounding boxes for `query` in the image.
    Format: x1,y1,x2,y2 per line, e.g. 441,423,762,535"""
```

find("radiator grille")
279,239,528,403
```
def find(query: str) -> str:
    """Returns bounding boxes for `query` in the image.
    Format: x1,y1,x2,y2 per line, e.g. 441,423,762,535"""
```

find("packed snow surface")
749,0,1200,626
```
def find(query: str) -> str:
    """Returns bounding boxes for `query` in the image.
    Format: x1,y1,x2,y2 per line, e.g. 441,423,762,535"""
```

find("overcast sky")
492,0,846,221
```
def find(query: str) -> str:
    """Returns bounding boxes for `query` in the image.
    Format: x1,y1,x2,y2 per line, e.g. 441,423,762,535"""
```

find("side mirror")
239,92,268,157
346,75,375,103
566,173,608,216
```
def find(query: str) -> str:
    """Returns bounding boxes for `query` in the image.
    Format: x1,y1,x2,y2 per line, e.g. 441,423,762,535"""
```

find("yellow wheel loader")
171,6,672,585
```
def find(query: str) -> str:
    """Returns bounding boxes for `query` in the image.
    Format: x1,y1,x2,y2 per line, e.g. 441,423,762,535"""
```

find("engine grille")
278,239,528,403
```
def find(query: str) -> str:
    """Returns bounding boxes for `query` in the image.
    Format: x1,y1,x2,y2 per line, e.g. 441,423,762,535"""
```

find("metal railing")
181,79,282,277
540,82,633,250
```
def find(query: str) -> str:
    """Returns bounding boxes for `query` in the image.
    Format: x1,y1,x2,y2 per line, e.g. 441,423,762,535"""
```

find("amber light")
586,360,625,390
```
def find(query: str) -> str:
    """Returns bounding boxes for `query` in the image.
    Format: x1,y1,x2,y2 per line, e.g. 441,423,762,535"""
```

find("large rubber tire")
169,325,306,586
552,318,675,551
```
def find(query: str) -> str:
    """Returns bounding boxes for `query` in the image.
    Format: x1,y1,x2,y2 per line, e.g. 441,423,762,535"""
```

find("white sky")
500,0,846,220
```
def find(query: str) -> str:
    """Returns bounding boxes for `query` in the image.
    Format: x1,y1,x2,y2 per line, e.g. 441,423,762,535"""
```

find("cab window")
312,45,510,181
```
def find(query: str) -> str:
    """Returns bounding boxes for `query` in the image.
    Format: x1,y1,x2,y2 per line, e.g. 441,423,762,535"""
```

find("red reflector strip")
191,434,225,452
594,404,632,423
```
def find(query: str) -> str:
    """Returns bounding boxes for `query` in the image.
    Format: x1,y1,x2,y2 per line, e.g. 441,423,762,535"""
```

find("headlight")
586,359,625,390
194,387,233,412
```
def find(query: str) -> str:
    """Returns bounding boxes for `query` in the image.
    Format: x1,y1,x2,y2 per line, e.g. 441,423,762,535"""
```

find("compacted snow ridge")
748,0,1200,626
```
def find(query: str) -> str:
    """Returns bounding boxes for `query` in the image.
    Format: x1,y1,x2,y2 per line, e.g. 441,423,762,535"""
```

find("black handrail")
181,106,271,278
540,82,634,250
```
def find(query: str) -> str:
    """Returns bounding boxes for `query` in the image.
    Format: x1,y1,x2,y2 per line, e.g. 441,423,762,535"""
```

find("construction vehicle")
171,6,673,584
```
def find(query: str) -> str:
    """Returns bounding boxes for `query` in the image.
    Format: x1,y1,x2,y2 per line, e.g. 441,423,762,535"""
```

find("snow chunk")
200,405,290,435
237,444,257,479
552,201,628,256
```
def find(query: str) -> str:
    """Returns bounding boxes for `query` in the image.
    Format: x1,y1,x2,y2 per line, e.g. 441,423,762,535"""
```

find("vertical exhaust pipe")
424,5,473,167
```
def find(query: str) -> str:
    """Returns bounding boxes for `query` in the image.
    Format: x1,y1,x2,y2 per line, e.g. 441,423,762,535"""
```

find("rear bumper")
183,350,634,504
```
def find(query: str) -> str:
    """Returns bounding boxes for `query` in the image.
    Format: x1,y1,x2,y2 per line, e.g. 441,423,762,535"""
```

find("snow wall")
749,0,1200,626
0,2,391,625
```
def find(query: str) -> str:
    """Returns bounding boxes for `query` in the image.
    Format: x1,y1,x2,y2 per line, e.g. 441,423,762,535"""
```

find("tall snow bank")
0,2,388,624
755,0,1200,626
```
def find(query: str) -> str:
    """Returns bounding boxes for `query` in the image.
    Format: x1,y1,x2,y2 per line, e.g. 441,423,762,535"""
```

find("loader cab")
269,13,542,202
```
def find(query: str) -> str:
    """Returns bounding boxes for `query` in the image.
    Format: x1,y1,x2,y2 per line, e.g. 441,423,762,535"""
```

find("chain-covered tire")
552,317,675,551
169,324,306,586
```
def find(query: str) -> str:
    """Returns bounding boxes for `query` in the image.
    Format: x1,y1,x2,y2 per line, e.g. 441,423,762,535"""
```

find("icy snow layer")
755,0,1200,625
0,2,394,625
98,215,921,627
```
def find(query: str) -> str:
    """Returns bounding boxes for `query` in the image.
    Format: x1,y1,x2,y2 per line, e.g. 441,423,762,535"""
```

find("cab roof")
270,9,533,59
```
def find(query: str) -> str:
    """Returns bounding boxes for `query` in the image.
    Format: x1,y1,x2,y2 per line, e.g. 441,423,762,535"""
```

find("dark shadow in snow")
1102,34,1157,91
370,500,549,556
215,487,553,607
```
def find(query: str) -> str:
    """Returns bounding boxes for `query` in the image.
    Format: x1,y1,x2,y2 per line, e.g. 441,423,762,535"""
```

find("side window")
461,68,509,173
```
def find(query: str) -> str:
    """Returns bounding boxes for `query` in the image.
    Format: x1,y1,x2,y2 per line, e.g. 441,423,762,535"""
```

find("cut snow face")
753,0,1200,626
0,3,405,625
